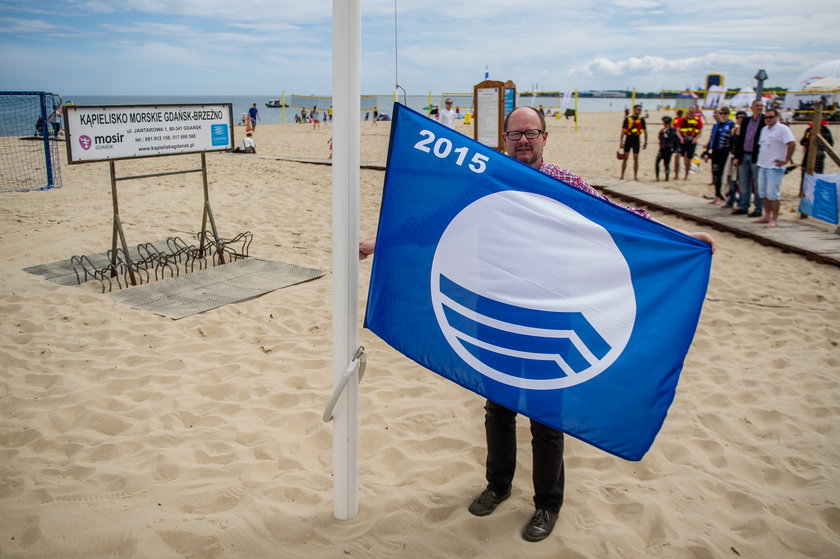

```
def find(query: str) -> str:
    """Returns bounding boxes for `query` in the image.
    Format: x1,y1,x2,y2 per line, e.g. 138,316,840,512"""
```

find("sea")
62,93,637,124
1,92,638,137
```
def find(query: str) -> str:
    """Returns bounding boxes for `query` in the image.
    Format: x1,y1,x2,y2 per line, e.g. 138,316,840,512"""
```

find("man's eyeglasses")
505,129,543,140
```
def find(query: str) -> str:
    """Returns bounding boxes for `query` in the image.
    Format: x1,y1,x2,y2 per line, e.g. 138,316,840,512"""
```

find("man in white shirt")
755,108,795,227
439,98,456,129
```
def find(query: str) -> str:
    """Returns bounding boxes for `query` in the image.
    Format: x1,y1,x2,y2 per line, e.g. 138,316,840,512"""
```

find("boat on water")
265,99,288,108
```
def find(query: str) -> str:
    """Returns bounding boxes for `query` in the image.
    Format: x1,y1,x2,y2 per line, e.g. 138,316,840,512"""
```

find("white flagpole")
331,0,361,520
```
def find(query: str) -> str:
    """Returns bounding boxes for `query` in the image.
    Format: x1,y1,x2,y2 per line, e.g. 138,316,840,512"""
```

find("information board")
64,103,234,164
799,172,840,224
473,80,515,151
504,85,516,116
475,86,501,148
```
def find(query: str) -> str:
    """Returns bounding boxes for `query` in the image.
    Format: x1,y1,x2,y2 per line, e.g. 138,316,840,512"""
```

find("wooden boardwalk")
591,177,840,267
238,153,840,268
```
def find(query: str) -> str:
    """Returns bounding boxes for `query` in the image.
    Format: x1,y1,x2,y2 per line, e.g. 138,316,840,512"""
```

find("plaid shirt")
539,161,651,219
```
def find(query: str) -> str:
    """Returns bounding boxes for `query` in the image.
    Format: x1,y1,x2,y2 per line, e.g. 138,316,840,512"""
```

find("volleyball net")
0,91,63,192
287,93,477,118
288,94,379,115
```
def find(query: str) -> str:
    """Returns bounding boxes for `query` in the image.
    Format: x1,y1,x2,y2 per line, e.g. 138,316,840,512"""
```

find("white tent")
782,59,840,112
725,88,757,110
805,76,840,91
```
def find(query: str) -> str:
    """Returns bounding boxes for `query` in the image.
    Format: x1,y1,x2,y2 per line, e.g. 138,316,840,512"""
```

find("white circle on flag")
430,190,636,390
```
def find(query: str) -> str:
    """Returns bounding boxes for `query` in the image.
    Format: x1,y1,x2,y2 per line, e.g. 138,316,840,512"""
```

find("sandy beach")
1,112,839,558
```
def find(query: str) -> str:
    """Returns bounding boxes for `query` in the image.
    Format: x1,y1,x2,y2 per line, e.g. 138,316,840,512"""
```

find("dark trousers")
483,399,565,513
711,150,729,199
655,149,674,180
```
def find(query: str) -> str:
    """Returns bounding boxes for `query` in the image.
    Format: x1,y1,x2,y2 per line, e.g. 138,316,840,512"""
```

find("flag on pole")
484,64,489,80
365,103,712,461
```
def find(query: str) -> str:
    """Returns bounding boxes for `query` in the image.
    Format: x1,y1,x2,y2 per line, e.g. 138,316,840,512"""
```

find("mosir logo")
79,135,92,150
430,191,636,390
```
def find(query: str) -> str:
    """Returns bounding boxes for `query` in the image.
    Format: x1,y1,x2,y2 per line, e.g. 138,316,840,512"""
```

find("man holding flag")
468,106,713,542
361,105,715,543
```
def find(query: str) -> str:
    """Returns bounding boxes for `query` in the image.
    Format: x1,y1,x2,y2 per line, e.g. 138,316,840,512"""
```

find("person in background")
731,99,765,216
49,104,63,137
248,103,260,131
705,107,734,206
724,111,747,208
439,98,456,129
655,115,680,181
239,132,256,153
672,109,686,179
799,120,834,175
619,104,647,180
754,107,796,228
676,104,703,179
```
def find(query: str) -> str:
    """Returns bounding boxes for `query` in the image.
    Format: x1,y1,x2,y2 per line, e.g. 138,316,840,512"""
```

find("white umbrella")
804,76,840,91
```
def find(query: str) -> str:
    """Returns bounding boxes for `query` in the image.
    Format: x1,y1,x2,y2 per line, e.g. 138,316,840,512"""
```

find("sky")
1,0,838,96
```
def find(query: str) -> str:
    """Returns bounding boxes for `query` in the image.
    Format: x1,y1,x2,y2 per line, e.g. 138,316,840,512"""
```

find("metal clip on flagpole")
323,346,366,423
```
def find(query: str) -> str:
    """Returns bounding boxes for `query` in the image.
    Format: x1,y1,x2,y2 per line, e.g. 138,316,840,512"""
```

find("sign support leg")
199,153,225,264
110,161,137,285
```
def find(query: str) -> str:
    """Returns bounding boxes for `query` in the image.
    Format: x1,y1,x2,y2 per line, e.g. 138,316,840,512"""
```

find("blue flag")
364,103,712,461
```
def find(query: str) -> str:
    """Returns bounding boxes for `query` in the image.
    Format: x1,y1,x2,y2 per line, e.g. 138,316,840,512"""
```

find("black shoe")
523,508,559,542
468,488,510,517
731,208,748,215
748,210,762,217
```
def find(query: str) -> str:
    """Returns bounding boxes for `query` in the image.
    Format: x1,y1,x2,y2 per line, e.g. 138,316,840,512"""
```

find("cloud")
0,16,61,34
613,0,660,8
3,0,839,95
570,52,806,78
65,0,331,25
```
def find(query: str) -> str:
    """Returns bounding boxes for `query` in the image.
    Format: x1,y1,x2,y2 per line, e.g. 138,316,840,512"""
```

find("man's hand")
359,239,376,260
688,232,717,253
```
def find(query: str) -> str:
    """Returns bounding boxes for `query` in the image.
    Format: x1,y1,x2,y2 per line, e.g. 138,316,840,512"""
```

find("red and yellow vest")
624,116,644,135
679,115,701,137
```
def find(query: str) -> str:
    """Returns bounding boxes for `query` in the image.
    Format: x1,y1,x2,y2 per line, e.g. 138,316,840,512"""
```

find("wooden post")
109,161,137,286
805,102,823,174
799,102,823,219
801,101,840,233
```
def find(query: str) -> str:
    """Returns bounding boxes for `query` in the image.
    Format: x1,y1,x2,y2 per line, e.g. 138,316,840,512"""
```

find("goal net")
0,91,63,192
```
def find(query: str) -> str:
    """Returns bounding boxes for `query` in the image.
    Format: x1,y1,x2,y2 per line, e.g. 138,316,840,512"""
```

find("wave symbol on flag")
438,274,611,381
429,190,636,390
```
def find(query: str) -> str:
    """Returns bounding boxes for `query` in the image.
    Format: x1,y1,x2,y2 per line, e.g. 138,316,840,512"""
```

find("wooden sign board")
474,80,516,151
